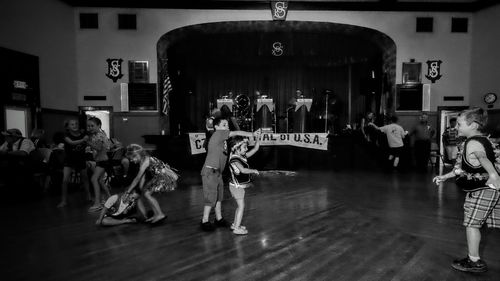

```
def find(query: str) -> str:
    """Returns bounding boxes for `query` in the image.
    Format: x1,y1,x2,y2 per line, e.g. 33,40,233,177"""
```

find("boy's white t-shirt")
380,123,405,148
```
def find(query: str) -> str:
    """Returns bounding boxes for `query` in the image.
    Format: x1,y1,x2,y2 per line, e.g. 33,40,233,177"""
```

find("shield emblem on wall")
106,58,124,82
425,60,442,83
270,1,288,21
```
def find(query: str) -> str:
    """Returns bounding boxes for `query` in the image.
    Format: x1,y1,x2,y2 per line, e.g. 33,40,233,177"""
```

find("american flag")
162,72,172,116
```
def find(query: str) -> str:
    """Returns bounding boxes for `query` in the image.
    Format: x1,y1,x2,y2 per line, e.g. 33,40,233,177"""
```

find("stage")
2,169,500,280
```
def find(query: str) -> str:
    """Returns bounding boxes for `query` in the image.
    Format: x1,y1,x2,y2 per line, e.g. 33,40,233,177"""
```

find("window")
80,13,98,29
451,17,468,33
128,61,149,83
416,17,433,33
118,14,137,30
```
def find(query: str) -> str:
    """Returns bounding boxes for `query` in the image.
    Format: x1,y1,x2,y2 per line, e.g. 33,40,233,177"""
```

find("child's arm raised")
229,128,262,138
246,131,262,158
126,156,150,194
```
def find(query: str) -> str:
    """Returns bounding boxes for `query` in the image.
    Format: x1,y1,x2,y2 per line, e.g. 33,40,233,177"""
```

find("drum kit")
215,93,275,132
213,91,334,133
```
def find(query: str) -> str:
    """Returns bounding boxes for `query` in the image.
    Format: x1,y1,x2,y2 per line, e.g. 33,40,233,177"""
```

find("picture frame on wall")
402,61,422,85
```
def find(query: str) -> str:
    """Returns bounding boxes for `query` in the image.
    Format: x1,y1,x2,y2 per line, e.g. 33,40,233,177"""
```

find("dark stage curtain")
173,62,370,133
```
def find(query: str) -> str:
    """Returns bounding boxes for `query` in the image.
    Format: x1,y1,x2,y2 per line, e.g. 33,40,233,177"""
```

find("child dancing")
433,108,500,273
199,116,261,232
228,134,261,235
86,116,111,212
125,144,178,224
57,118,90,208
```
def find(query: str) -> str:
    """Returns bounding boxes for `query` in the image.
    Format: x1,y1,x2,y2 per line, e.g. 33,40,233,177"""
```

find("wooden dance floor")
2,169,500,280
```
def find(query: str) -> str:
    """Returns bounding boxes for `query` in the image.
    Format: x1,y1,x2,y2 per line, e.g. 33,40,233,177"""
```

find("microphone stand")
286,108,289,133
324,94,329,133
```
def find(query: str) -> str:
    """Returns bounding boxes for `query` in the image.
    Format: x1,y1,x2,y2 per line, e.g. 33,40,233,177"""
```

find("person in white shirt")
0,128,35,155
0,128,36,186
369,116,407,169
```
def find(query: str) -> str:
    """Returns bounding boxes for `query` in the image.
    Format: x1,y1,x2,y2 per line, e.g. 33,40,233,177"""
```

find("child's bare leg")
43,175,51,192
233,198,245,228
466,226,481,258
202,206,212,223
58,167,72,207
90,166,105,208
137,198,147,219
100,217,137,226
79,168,91,201
393,157,400,167
98,172,110,198
214,201,223,221
144,191,165,223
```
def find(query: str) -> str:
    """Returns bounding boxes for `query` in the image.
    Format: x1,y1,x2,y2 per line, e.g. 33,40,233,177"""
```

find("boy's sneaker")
451,257,488,273
231,223,246,230
200,221,215,232
233,226,248,235
214,218,230,228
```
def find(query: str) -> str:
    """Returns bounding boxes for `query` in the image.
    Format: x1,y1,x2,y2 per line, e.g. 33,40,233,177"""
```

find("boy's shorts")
201,167,224,206
389,147,403,157
229,183,246,200
463,188,500,228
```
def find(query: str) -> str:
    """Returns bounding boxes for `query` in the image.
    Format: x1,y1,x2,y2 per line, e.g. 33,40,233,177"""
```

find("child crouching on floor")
96,188,146,226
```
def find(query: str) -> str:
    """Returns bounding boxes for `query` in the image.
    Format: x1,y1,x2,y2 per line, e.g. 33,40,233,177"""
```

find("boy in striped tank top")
433,108,500,273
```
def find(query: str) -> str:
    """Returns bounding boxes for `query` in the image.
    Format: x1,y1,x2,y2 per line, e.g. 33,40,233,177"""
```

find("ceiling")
60,0,497,12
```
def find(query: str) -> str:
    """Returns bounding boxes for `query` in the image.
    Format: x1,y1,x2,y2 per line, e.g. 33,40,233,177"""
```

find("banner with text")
188,132,328,155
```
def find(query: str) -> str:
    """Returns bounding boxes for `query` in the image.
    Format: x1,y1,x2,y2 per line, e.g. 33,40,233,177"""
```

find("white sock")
468,254,480,262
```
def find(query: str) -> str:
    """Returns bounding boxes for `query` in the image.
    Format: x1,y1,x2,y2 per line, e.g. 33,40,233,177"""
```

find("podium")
255,98,274,131
293,98,312,133
216,98,234,112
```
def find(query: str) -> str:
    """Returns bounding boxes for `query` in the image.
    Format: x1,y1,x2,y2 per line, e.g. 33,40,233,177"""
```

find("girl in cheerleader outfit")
125,144,178,224
228,134,261,235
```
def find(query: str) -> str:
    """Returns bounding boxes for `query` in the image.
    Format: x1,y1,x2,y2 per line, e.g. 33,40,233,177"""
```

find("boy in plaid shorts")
433,108,500,273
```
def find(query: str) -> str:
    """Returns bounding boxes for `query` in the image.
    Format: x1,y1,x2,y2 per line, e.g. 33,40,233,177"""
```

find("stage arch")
157,21,396,135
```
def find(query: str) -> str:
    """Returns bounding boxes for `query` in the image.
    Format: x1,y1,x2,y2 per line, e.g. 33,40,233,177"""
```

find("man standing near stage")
411,113,435,172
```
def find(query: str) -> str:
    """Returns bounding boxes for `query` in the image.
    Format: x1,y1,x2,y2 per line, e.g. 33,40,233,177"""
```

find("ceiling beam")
60,0,498,12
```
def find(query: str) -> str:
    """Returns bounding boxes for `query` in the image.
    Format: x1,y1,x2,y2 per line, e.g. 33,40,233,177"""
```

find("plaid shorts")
463,188,500,228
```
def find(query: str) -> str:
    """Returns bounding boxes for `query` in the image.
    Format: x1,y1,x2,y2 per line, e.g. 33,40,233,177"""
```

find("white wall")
0,2,488,113
75,8,474,112
0,0,77,111
470,4,500,110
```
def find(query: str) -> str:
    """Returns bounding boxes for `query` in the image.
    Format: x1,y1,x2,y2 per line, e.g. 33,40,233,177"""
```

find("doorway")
4,106,31,137
437,106,468,166
79,106,113,138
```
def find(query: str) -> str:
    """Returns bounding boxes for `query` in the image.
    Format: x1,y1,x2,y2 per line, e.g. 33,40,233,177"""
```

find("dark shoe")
451,257,487,273
214,218,230,228
200,221,215,232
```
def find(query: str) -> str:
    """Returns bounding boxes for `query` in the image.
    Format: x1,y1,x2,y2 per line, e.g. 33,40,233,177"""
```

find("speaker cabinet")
128,83,157,111
396,84,429,111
